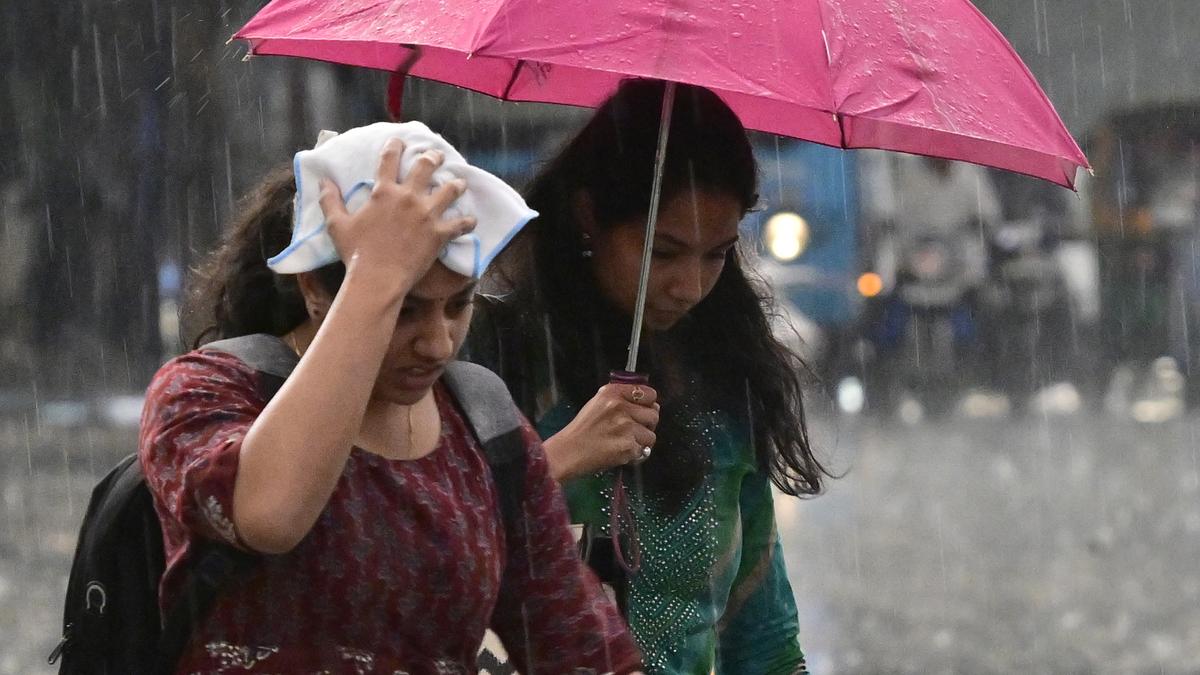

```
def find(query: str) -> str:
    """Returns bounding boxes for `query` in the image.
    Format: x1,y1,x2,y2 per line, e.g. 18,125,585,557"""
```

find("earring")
581,232,594,259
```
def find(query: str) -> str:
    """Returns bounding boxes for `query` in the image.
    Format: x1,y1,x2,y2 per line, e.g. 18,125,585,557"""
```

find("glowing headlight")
857,272,884,298
764,211,810,262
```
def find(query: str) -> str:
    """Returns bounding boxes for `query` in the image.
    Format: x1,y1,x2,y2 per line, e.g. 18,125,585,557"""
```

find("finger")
375,137,406,185
317,179,348,223
436,215,477,241
627,405,659,430
429,178,467,214
621,384,659,407
631,427,657,449
597,383,626,400
404,149,444,191
626,445,649,464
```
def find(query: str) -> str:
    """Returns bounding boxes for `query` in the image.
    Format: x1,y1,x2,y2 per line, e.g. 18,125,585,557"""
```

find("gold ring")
630,386,645,402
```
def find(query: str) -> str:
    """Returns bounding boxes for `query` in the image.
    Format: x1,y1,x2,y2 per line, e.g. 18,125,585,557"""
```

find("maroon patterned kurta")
139,350,641,674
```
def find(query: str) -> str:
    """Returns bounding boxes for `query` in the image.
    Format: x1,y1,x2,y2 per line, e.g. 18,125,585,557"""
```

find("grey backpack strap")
201,334,299,400
442,361,528,538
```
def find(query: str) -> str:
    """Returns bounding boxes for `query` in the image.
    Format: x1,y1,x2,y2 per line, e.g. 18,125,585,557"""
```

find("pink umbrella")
235,0,1089,371
235,0,1089,576
234,0,1088,189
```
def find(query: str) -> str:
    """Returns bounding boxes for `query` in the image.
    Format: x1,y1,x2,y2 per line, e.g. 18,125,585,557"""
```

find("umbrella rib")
881,2,960,135
810,0,845,145
472,0,520,53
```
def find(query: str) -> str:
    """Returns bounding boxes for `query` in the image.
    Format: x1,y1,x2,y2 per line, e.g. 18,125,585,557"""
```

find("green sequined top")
535,401,807,675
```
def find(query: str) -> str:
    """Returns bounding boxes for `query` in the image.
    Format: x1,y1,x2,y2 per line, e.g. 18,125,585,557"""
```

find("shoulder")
199,334,297,378
148,348,258,391
440,361,525,439
139,349,267,456
143,347,264,414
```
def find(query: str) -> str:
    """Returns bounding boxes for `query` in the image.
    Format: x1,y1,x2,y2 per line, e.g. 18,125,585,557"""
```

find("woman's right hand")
318,137,477,297
543,383,660,482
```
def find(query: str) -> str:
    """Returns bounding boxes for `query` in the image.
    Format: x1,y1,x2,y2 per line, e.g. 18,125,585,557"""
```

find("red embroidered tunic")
139,350,641,674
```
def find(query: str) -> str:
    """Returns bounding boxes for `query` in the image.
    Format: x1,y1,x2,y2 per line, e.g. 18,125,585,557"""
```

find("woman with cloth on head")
468,79,830,674
138,123,642,674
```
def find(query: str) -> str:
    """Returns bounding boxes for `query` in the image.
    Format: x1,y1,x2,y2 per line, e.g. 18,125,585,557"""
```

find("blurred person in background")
857,154,1005,415
1087,107,1200,419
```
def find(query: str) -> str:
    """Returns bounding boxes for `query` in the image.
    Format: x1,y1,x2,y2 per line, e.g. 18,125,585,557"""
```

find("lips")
395,365,446,389
646,307,688,325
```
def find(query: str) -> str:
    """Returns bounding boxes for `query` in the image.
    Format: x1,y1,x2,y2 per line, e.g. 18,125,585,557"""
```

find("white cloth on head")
268,121,537,279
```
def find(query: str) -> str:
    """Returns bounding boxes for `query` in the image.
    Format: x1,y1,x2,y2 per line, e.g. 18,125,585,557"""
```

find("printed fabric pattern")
139,349,641,674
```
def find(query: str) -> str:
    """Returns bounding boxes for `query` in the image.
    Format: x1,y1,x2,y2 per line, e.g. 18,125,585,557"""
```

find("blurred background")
2,1,1199,672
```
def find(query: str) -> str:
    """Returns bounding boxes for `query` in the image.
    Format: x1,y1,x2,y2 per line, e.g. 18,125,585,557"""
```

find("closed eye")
708,239,738,259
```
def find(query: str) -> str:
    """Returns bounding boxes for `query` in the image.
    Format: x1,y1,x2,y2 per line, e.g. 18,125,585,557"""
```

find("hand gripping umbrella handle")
608,370,647,575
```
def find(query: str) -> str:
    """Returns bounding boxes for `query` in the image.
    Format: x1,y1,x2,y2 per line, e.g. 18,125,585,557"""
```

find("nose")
411,315,455,363
664,259,704,308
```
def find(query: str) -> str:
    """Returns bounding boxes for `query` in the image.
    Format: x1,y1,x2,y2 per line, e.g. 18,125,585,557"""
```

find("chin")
374,384,432,406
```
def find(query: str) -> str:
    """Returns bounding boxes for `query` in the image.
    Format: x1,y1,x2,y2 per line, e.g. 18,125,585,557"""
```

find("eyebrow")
407,282,477,303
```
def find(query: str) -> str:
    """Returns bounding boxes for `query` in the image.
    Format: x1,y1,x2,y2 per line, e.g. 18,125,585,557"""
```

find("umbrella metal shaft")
625,81,677,373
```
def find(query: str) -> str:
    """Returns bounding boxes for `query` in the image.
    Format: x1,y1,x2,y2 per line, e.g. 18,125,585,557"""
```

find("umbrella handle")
608,370,648,575
608,370,648,386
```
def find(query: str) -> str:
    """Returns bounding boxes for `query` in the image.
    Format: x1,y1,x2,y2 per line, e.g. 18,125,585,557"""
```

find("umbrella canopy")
235,0,1088,188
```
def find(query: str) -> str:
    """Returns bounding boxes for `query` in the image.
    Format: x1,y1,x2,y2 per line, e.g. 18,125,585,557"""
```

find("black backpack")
49,334,527,674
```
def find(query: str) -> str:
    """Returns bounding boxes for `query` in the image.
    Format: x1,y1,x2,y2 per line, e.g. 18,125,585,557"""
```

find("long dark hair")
493,79,831,507
183,166,345,347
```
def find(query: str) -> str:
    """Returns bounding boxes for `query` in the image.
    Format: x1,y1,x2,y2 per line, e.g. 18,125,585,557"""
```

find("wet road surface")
3,409,1198,674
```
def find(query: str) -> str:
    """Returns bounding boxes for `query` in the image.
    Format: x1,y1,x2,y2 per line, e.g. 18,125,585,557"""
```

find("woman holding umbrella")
471,79,829,674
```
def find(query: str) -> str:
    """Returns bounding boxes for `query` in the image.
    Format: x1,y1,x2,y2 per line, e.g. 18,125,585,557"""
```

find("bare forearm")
233,267,405,552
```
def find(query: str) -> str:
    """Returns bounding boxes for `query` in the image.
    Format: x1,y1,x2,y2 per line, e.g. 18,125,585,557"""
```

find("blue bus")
745,139,865,374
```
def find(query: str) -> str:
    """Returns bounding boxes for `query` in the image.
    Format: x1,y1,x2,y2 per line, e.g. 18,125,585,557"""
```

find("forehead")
409,262,475,300
650,190,743,247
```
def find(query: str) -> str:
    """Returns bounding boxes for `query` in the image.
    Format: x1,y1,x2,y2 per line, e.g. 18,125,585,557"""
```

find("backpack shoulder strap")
442,361,527,538
201,334,297,398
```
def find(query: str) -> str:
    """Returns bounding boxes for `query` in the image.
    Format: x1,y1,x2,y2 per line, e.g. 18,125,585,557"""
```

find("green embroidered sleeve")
715,470,808,674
